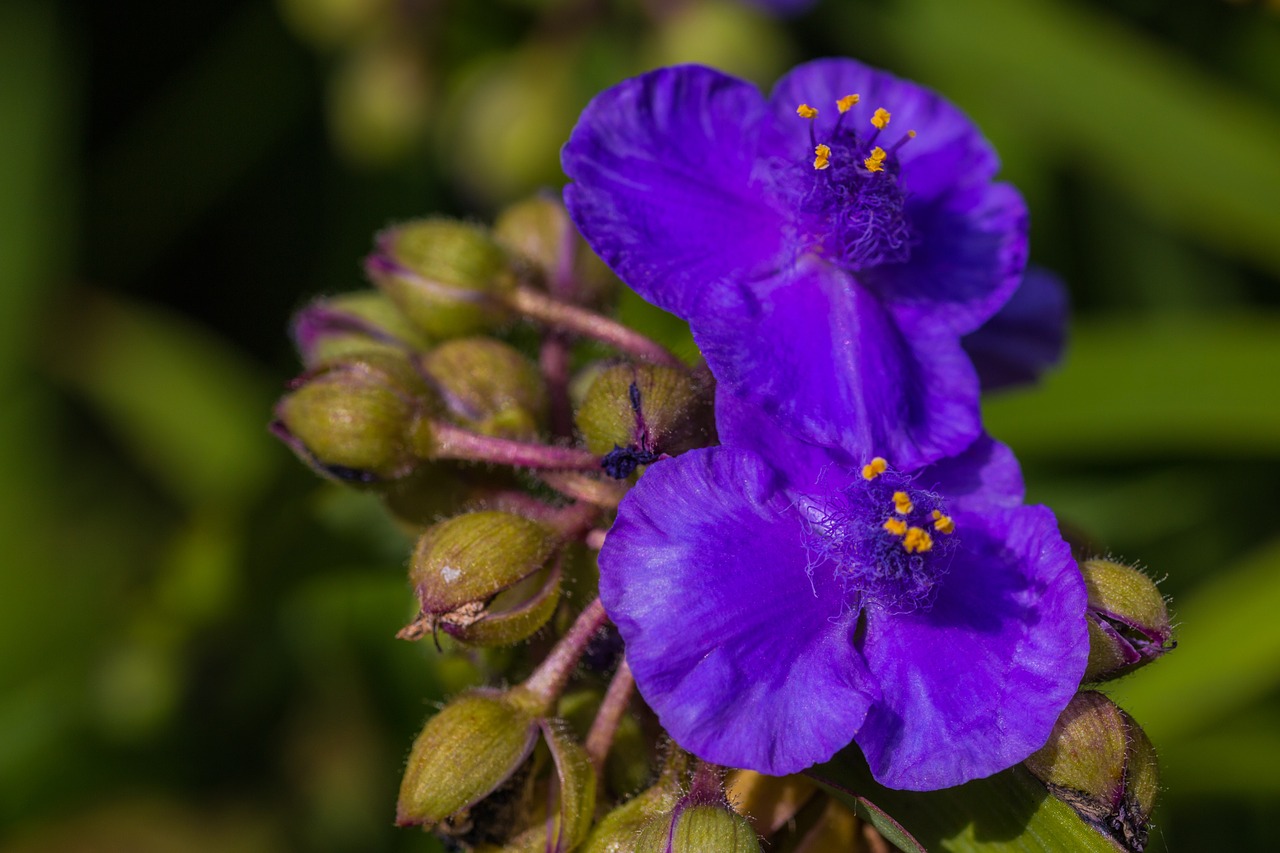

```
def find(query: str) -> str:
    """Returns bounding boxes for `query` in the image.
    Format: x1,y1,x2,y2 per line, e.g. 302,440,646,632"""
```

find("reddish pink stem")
424,420,599,470
585,658,635,780
522,598,608,707
509,286,684,368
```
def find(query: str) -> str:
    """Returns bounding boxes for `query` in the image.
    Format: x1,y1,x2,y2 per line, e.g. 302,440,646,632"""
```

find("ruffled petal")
562,65,788,319
599,447,877,775
855,506,1088,790
694,258,981,470
765,58,999,203
713,385,859,493
914,433,1025,513
869,182,1028,337
962,266,1069,391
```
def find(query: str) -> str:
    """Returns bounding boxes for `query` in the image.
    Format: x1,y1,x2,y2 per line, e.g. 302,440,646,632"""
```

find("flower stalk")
417,418,600,469
508,285,684,367
521,598,609,710
585,658,635,781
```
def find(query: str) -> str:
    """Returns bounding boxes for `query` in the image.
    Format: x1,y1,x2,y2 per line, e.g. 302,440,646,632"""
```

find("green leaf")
984,315,1280,457
874,0,1280,279
812,751,1121,852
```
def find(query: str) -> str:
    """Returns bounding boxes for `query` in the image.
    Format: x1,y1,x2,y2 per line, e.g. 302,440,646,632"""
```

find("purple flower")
563,60,1028,469
963,266,1069,392
598,395,1087,789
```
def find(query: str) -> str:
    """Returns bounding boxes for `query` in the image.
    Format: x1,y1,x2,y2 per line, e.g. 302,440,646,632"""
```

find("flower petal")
562,65,787,319
855,506,1088,790
962,266,1070,391
766,58,999,203
714,385,859,492
599,447,876,775
871,182,1029,337
914,433,1025,513
694,258,982,470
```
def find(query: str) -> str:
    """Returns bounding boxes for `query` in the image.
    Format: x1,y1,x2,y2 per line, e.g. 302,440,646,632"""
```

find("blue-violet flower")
962,266,1069,392
598,396,1088,789
563,60,1028,469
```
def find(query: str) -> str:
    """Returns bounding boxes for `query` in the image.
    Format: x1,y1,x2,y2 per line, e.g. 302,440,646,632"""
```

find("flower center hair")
789,97,917,273
802,456,957,614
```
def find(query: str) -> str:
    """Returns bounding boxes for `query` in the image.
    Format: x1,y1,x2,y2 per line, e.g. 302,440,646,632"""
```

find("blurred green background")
2,0,1278,849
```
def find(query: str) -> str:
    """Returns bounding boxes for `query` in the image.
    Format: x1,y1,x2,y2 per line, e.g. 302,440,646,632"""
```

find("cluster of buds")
273,195,750,849
273,194,1177,851
1025,557,1173,852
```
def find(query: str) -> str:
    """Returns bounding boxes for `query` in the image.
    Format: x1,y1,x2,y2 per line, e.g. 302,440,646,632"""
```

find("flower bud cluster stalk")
272,195,728,849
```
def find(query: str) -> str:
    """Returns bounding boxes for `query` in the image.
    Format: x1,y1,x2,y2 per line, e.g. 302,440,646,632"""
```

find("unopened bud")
401,511,560,645
635,804,762,852
396,689,541,827
271,352,431,482
419,338,547,439
366,218,517,338
1025,691,1159,852
291,291,431,367
486,720,597,853
584,749,690,853
633,764,761,853
493,194,617,307
576,364,712,479
1080,559,1174,682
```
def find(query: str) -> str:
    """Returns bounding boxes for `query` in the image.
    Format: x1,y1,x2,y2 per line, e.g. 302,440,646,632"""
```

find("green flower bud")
419,338,547,439
1025,691,1159,852
583,750,690,853
443,560,563,648
576,364,713,479
366,218,517,338
396,689,542,828
635,804,762,853
629,763,762,853
1080,558,1174,682
271,352,431,482
291,290,431,367
493,194,617,308
471,719,598,853
401,511,560,645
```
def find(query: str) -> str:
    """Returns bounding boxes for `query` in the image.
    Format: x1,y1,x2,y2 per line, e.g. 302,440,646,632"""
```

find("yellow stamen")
903,527,934,554
864,146,887,173
932,510,955,535
907,129,917,138
836,94,860,113
797,103,819,119
871,108,891,129
861,457,888,480
813,143,832,170
883,518,908,536
892,491,914,515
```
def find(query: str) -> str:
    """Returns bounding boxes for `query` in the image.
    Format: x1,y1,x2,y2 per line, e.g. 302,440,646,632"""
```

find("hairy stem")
585,658,635,781
509,286,683,368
